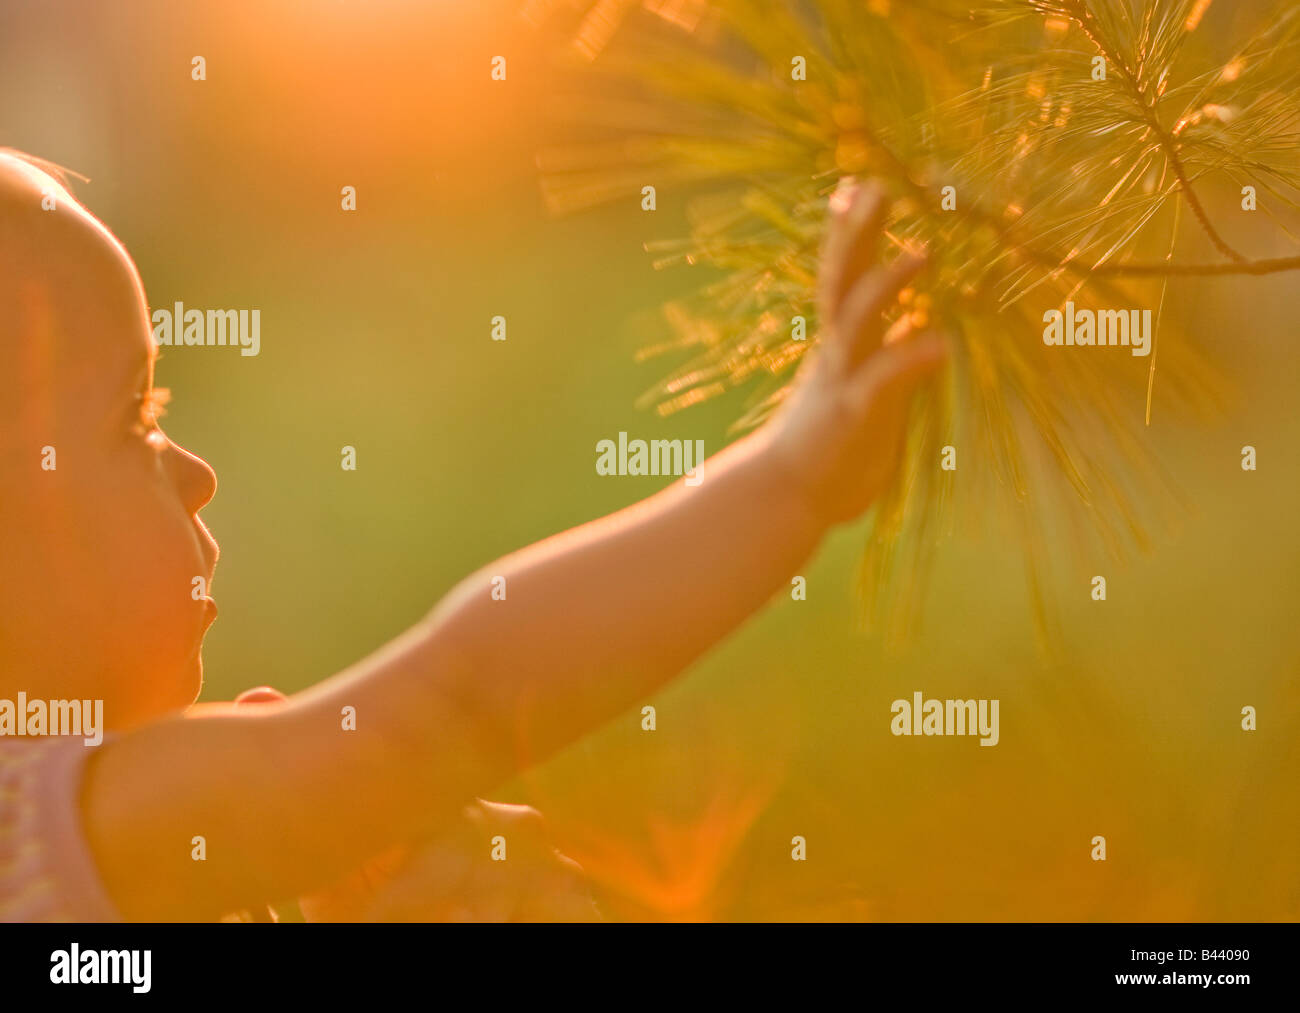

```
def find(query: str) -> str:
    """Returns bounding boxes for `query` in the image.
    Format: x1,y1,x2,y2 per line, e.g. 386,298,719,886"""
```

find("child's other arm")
84,182,945,919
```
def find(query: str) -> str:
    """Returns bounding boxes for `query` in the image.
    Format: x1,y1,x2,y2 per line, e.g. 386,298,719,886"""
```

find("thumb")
233,686,287,706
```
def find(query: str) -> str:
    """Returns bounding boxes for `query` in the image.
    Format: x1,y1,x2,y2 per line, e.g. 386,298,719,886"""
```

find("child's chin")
110,659,204,730
164,647,206,713
187,653,206,699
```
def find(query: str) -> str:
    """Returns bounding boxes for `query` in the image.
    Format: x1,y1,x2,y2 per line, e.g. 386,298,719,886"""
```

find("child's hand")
299,800,599,923
231,687,597,922
763,179,947,527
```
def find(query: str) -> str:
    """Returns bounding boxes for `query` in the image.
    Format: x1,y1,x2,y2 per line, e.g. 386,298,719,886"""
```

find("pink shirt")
0,737,121,921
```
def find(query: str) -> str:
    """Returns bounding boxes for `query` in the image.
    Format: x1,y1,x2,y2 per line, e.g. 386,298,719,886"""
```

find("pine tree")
535,0,1300,647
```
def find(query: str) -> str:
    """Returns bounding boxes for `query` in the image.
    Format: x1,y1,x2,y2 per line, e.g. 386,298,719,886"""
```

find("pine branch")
884,156,1300,280
832,55,1299,282
1060,0,1249,262
1089,253,1300,275
536,0,1294,643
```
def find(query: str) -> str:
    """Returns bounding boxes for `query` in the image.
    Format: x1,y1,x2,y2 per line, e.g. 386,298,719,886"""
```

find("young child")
0,148,945,921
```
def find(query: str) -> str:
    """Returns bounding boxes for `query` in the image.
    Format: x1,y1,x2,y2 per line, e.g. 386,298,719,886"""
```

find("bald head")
0,150,153,455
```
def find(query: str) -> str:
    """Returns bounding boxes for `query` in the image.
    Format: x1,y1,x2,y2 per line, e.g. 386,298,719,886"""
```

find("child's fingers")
360,842,471,922
835,252,928,370
514,852,603,923
848,331,947,416
819,179,888,318
466,800,549,851
470,799,545,829
882,310,917,346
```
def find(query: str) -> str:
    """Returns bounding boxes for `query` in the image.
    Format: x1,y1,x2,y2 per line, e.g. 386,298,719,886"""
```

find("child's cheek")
101,467,212,711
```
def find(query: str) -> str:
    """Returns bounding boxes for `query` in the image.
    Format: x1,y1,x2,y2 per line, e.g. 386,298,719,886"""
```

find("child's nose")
166,441,218,512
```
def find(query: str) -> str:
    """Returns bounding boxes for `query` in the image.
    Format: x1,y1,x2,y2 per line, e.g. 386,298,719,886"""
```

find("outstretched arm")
428,181,946,761
84,181,946,919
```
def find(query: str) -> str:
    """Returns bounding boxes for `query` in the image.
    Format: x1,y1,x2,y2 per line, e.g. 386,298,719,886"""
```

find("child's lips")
200,596,218,625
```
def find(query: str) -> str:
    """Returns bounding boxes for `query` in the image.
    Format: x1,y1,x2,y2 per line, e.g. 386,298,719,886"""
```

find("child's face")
0,156,219,730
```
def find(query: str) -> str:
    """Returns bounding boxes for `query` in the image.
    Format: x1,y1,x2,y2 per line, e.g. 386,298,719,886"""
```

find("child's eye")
142,387,171,425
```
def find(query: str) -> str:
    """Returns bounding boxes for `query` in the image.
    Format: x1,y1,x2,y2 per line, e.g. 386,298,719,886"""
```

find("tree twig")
1063,0,1249,263
1088,253,1300,276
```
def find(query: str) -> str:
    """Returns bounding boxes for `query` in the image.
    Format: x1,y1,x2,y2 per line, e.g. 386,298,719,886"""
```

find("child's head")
0,150,219,730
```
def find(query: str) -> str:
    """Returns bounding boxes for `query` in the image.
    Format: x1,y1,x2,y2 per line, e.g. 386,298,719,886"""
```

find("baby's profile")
0,148,944,921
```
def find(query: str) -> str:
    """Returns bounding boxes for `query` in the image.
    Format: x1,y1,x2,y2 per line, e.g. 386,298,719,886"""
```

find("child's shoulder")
1,737,120,923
